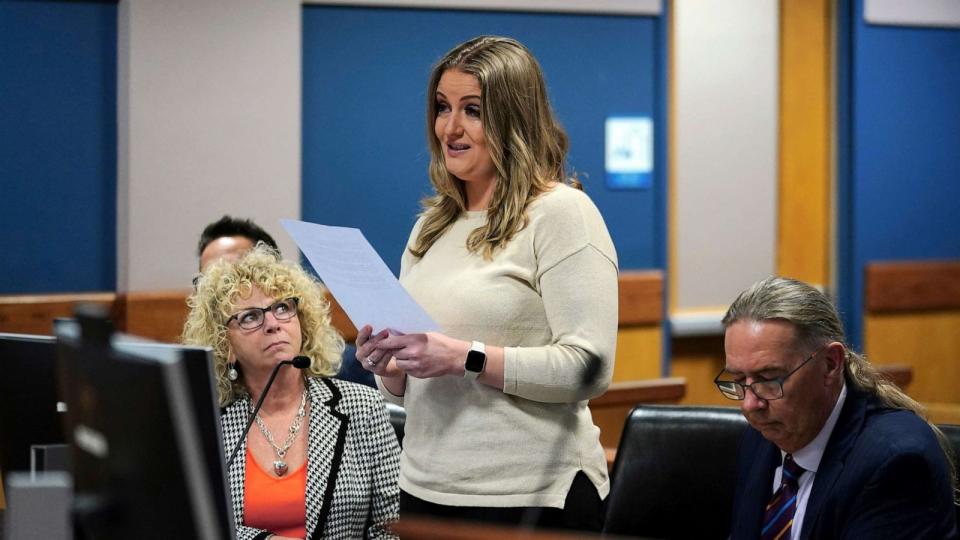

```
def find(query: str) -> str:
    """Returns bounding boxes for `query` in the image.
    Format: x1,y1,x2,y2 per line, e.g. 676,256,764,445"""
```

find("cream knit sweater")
378,184,618,508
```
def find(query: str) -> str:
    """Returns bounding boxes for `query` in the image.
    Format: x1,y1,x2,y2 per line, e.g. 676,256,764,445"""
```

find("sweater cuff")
502,346,519,395
375,375,405,405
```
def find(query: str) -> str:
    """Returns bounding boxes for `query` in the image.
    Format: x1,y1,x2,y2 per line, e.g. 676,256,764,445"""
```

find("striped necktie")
760,454,805,540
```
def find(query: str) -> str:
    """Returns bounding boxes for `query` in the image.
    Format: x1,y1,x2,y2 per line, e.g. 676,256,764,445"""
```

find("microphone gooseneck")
225,356,311,469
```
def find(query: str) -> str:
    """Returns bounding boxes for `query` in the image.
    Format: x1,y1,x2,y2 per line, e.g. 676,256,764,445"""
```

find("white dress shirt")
771,383,847,540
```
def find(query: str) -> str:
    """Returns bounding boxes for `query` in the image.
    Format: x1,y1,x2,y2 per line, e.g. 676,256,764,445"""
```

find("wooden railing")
864,259,960,414
0,289,350,344
617,270,663,325
865,260,960,312
0,271,664,342
0,292,116,336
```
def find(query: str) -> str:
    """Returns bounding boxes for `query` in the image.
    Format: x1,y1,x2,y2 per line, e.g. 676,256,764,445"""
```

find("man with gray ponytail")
717,276,957,539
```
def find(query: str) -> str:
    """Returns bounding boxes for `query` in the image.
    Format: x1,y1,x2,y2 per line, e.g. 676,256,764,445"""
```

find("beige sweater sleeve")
502,241,618,402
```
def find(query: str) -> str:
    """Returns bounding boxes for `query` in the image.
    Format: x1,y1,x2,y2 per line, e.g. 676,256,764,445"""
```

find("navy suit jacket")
730,385,958,540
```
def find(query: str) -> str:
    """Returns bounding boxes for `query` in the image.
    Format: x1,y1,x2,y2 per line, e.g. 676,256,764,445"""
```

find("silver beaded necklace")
253,387,308,477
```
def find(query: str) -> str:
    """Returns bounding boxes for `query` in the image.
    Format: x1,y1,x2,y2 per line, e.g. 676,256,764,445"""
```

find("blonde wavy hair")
182,245,344,406
411,35,581,260
723,276,956,497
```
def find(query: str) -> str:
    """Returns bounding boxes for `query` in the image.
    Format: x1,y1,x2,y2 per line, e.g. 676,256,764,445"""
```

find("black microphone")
225,355,311,470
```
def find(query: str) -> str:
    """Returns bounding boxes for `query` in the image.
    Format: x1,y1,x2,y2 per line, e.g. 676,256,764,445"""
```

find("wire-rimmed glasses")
714,346,827,401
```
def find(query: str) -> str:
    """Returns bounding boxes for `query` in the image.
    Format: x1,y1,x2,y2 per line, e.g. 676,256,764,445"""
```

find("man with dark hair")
197,215,279,271
717,276,957,539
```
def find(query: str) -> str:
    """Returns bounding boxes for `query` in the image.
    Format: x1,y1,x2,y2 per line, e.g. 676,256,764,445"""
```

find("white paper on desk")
281,219,439,334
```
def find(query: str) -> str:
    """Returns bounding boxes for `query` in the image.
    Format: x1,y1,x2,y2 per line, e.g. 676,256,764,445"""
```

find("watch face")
465,349,486,372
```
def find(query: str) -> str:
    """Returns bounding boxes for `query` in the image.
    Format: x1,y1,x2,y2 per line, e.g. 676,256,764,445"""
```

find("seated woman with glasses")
183,244,400,540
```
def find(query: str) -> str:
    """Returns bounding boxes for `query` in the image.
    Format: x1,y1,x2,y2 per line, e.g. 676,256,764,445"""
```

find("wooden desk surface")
392,516,639,540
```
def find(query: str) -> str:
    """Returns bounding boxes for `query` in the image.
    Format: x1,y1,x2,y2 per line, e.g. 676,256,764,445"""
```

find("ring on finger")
366,356,377,367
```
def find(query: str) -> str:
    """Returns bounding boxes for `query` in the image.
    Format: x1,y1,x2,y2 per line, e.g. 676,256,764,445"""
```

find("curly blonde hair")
412,35,581,261
182,245,343,406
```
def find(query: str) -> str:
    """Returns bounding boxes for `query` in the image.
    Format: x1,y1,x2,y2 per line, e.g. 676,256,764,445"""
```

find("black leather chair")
385,402,406,447
939,423,960,462
936,423,960,526
604,404,748,539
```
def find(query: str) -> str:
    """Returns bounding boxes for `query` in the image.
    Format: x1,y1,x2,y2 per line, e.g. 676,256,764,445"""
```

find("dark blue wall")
0,0,117,293
838,0,960,348
302,6,668,275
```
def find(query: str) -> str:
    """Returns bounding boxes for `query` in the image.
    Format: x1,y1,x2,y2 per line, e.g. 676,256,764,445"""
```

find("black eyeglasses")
226,297,299,330
714,345,827,401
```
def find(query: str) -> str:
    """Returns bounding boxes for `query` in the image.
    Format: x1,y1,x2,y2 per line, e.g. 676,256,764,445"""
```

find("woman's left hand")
374,332,468,379
356,326,404,377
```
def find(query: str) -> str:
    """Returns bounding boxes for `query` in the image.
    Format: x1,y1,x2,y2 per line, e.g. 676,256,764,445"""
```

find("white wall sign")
605,116,653,189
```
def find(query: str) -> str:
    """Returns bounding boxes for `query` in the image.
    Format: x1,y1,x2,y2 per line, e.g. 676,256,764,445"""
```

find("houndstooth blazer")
221,377,400,539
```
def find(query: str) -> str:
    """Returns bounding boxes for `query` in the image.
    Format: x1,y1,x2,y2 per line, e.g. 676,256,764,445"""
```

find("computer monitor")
111,337,231,531
56,310,234,539
0,332,67,475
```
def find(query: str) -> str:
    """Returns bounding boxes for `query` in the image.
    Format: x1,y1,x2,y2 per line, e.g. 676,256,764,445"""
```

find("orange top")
243,448,307,538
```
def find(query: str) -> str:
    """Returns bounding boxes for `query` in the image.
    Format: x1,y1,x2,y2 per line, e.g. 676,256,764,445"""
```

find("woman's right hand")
356,325,404,378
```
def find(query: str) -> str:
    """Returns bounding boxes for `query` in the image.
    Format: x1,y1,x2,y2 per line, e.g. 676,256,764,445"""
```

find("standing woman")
357,36,618,531
184,245,400,539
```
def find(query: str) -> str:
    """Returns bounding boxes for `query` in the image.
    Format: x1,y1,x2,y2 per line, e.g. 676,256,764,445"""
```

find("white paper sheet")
281,219,438,334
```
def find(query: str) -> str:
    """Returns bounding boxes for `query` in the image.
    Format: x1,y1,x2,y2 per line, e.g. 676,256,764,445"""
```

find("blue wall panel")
0,0,117,293
303,7,666,275
838,0,960,347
